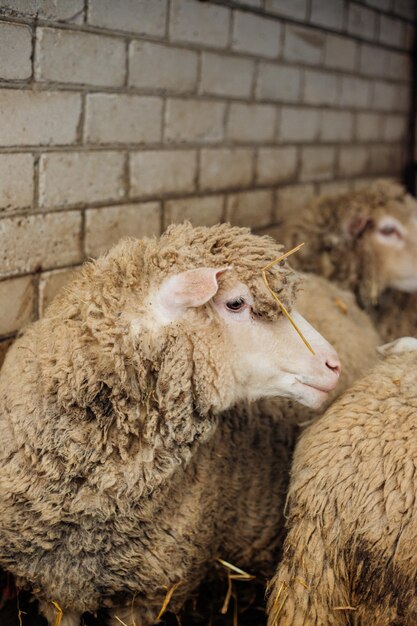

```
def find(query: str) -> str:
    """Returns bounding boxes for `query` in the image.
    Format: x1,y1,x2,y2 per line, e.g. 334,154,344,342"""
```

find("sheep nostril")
325,359,341,376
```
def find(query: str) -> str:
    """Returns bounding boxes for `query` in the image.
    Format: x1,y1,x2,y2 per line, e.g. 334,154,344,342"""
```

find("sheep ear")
157,267,230,320
344,215,373,239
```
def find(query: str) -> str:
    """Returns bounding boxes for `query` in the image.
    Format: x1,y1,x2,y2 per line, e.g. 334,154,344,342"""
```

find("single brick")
0,337,13,369
238,0,262,6
275,183,316,220
310,0,344,29
227,103,276,143
379,15,404,47
88,0,167,36
164,195,224,227
256,147,298,185
356,112,382,141
372,81,398,111
365,0,390,10
383,115,407,141
304,70,339,106
0,0,84,21
0,22,31,80
0,90,81,146
226,190,273,228
130,150,197,197
0,275,35,335
170,0,230,48
129,41,198,92
265,0,307,19
279,107,321,142
284,25,325,65
200,148,253,191
338,146,370,176
85,202,161,257
324,34,357,71
200,53,254,98
370,144,402,174
256,63,301,102
232,11,281,58
0,154,33,212
393,0,415,19
35,27,125,87
0,212,82,278
165,99,226,143
38,267,78,316
340,76,371,108
386,51,410,82
320,111,353,142
39,152,125,208
85,95,162,144
300,146,335,182
318,180,352,196
347,4,376,39
359,44,386,77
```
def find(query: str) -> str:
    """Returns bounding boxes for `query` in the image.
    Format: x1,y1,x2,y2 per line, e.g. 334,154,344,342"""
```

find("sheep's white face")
151,268,341,410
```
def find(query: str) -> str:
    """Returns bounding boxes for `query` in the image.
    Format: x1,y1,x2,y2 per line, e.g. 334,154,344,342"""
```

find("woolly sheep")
282,180,417,342
0,223,343,626
267,336,417,626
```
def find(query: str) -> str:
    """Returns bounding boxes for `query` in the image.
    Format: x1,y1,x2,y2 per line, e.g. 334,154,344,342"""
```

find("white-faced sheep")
267,336,417,626
0,223,344,626
282,180,417,342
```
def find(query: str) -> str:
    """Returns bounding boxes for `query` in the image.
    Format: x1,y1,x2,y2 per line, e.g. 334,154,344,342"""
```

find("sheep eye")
379,225,402,238
225,298,245,312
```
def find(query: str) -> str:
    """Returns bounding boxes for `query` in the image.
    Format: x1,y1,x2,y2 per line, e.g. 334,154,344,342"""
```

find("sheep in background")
281,179,417,341
267,336,417,626
0,223,343,626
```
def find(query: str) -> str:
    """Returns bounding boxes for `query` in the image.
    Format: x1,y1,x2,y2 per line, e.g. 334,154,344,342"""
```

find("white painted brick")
0,276,35,335
0,212,82,278
165,99,226,144
85,202,161,257
256,63,301,103
320,111,353,142
318,180,353,196
372,81,398,111
393,0,415,19
200,148,253,191
170,0,230,48
256,147,297,185
38,267,77,316
356,112,382,141
304,70,339,106
359,44,386,77
35,27,125,87
275,183,315,220
85,95,162,144
39,152,125,208
164,195,224,227
311,0,344,29
383,115,407,141
226,190,273,228
0,90,81,146
405,23,415,51
348,4,376,38
279,107,320,142
0,154,33,211
88,0,167,36
386,51,410,82
338,146,370,176
200,53,254,98
0,0,84,21
284,25,325,65
232,11,281,58
365,0,390,10
130,150,197,197
227,103,276,143
0,22,31,80
237,0,262,6
300,146,335,182
129,41,198,92
370,144,400,174
324,35,357,71
379,15,404,47
265,0,307,19
340,76,371,109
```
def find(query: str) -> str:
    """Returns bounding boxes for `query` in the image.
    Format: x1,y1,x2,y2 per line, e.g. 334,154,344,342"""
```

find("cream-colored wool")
267,340,417,626
282,180,417,342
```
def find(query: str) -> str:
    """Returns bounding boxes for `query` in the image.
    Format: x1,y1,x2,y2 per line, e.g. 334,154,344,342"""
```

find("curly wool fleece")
0,223,299,623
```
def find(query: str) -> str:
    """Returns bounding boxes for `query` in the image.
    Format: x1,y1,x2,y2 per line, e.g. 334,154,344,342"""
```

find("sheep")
267,336,417,626
0,222,344,626
281,179,417,342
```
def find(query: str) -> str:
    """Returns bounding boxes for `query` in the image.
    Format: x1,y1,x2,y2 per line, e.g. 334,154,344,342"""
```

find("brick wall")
0,0,415,359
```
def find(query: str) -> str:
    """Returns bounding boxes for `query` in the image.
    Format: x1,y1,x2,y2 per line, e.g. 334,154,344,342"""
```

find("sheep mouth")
295,377,336,394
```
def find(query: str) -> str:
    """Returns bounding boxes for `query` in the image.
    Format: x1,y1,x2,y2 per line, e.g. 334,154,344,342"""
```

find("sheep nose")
325,358,341,377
